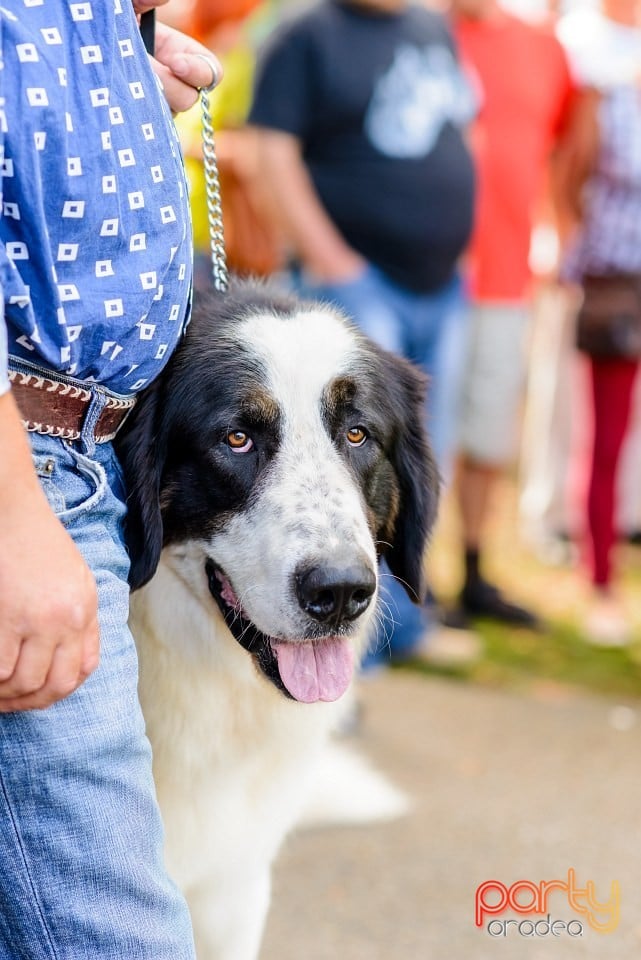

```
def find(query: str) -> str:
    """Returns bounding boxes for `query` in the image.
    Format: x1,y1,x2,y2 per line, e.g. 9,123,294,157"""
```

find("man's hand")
132,2,223,114
151,22,223,113
0,393,100,712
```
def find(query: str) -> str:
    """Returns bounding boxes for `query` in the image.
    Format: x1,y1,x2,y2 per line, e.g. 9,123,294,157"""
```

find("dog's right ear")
114,381,166,591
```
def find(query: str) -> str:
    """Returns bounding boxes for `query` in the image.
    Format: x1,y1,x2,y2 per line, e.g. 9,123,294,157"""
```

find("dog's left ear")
383,353,440,603
114,380,166,591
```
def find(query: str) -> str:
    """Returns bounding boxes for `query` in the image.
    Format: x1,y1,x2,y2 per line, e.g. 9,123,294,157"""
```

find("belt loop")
80,392,108,455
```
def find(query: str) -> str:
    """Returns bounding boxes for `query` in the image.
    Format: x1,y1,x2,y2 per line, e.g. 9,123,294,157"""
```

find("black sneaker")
460,578,543,630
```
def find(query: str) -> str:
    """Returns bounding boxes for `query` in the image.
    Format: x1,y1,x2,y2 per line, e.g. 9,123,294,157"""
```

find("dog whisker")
378,569,422,602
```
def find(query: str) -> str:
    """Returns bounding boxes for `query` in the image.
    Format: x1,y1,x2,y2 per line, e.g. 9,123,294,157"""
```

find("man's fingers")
0,636,53,699
150,62,199,113
0,622,100,712
41,639,88,703
149,23,223,114
169,53,223,92
0,687,74,713
0,631,21,683
133,0,169,14
79,618,101,680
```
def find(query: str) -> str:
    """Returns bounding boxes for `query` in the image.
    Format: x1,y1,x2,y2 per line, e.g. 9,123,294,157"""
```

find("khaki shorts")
458,302,531,465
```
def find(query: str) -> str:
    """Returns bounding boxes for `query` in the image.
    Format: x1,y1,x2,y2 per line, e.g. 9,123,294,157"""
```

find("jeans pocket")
33,445,108,526
33,454,66,515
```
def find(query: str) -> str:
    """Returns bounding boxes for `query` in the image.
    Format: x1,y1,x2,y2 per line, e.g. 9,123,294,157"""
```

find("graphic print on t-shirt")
365,44,475,159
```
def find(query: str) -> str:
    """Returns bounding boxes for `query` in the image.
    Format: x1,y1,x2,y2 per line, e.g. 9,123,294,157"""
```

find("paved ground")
261,670,641,960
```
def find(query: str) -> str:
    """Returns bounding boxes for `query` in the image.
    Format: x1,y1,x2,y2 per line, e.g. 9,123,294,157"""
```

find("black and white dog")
117,280,439,960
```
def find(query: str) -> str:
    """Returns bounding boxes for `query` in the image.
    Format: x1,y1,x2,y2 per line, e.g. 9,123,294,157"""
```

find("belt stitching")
8,370,136,444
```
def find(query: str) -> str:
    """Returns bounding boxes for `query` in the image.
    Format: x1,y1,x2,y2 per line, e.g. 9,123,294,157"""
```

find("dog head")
117,279,439,702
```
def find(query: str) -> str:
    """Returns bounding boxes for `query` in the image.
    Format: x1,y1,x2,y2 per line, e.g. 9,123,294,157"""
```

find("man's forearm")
0,390,100,711
254,129,365,282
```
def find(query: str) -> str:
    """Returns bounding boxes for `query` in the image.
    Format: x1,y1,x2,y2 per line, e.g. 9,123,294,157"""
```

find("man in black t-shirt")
250,0,474,296
249,0,476,663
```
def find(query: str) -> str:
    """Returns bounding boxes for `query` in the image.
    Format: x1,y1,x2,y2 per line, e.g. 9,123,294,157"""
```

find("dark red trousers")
588,356,639,586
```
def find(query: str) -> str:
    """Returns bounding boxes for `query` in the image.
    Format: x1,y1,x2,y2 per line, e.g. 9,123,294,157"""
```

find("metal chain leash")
199,82,229,294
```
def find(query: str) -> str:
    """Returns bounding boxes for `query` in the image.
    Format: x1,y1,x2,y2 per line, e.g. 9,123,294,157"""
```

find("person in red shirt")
448,0,574,625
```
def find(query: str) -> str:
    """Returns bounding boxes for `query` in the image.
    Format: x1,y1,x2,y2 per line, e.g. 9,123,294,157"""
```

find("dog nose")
296,563,376,625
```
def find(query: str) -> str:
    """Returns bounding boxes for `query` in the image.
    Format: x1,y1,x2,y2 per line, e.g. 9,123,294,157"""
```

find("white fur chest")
130,557,346,904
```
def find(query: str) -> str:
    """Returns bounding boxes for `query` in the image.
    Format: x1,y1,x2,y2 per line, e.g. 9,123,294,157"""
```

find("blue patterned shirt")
0,0,193,397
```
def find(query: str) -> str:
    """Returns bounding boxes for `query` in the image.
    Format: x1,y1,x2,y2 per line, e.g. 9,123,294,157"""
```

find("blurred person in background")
247,0,477,666
518,236,583,568
445,0,574,628
519,0,641,568
553,0,641,645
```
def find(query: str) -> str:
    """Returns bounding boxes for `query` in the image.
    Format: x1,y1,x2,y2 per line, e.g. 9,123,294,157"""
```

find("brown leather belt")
9,369,136,444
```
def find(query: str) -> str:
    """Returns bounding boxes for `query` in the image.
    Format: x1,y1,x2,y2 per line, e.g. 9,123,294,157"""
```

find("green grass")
414,619,641,700
402,482,641,701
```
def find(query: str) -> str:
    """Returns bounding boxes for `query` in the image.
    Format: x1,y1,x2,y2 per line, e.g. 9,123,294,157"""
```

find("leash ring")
195,54,222,94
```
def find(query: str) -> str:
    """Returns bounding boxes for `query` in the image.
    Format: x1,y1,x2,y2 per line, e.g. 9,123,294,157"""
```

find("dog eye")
346,426,367,447
227,430,254,453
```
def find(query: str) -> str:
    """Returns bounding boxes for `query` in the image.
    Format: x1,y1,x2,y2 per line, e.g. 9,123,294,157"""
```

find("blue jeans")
0,403,195,956
295,264,469,663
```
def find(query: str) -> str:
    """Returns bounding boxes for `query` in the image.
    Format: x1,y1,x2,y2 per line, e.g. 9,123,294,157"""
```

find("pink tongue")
271,638,354,703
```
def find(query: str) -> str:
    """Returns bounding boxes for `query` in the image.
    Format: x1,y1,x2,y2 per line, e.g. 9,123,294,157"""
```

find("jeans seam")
52,444,108,526
0,765,59,960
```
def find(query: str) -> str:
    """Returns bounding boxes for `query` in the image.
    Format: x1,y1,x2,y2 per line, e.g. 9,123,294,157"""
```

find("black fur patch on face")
322,374,399,544
322,345,440,603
